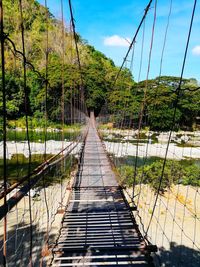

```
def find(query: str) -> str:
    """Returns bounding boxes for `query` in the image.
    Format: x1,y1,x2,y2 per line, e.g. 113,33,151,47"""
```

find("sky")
38,0,200,82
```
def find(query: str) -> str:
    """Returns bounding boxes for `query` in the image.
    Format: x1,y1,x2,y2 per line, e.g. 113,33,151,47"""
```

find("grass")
1,129,80,142
117,155,162,168
7,117,82,130
116,155,200,169
98,123,113,130
1,118,82,142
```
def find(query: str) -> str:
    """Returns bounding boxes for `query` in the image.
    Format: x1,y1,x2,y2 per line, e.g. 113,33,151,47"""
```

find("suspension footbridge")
0,0,200,266
51,113,156,266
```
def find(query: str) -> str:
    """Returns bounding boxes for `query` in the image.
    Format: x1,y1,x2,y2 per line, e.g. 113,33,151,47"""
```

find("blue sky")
38,0,200,82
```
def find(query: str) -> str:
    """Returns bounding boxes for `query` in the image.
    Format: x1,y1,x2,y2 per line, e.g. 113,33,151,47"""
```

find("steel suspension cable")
152,0,173,253
60,0,65,213
61,0,65,150
68,0,85,115
132,0,157,200
39,1,50,255
136,0,172,209
144,0,198,237
68,0,82,78
158,0,172,78
18,0,33,264
0,1,7,265
44,0,49,160
138,19,146,83
113,0,153,87
97,1,152,210
132,20,146,205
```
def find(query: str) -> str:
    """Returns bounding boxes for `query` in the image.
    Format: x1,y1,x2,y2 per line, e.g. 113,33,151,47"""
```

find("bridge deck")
52,118,152,266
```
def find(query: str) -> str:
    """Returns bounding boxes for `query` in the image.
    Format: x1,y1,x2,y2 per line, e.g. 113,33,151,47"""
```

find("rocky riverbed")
99,129,200,160
0,140,81,159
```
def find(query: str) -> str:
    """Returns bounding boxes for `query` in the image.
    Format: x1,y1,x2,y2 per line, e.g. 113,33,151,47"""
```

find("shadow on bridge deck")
52,115,154,267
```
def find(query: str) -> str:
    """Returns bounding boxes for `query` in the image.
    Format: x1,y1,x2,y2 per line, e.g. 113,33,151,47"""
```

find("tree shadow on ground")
0,222,55,266
154,242,200,267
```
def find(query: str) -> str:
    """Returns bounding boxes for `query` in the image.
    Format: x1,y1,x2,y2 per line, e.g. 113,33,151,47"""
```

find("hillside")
0,0,133,123
0,0,200,131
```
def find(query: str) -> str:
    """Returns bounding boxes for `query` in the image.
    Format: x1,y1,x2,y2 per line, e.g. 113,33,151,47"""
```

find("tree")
134,76,200,131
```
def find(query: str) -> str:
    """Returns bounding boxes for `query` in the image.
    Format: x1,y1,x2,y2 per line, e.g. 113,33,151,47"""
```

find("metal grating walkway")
52,114,153,266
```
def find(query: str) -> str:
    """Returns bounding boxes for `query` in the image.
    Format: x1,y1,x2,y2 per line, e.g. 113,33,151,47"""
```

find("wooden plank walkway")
52,115,153,266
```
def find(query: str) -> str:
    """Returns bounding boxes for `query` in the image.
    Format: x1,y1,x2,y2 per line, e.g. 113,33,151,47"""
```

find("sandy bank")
124,184,200,267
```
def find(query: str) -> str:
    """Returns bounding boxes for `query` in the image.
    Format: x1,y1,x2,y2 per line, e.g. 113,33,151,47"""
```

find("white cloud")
103,35,131,47
192,45,200,56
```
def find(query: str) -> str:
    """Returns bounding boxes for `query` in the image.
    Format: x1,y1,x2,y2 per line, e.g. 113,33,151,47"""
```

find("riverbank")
99,128,200,159
0,140,82,159
1,138,199,162
124,184,200,267
100,128,200,146
0,176,74,266
0,127,80,143
6,118,81,131
104,141,200,160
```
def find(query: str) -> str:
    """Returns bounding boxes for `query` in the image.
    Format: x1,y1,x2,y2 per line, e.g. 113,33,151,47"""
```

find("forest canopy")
0,0,200,131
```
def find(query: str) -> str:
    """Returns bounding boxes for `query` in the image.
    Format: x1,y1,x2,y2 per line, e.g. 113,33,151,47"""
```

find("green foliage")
0,72,26,118
140,161,181,193
2,1,134,121
118,165,136,187
118,160,200,194
83,45,119,113
105,75,200,130
7,117,81,132
182,165,200,186
131,76,200,130
1,1,200,131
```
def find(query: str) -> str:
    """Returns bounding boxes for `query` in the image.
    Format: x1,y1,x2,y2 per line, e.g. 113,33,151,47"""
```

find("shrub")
117,159,199,194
